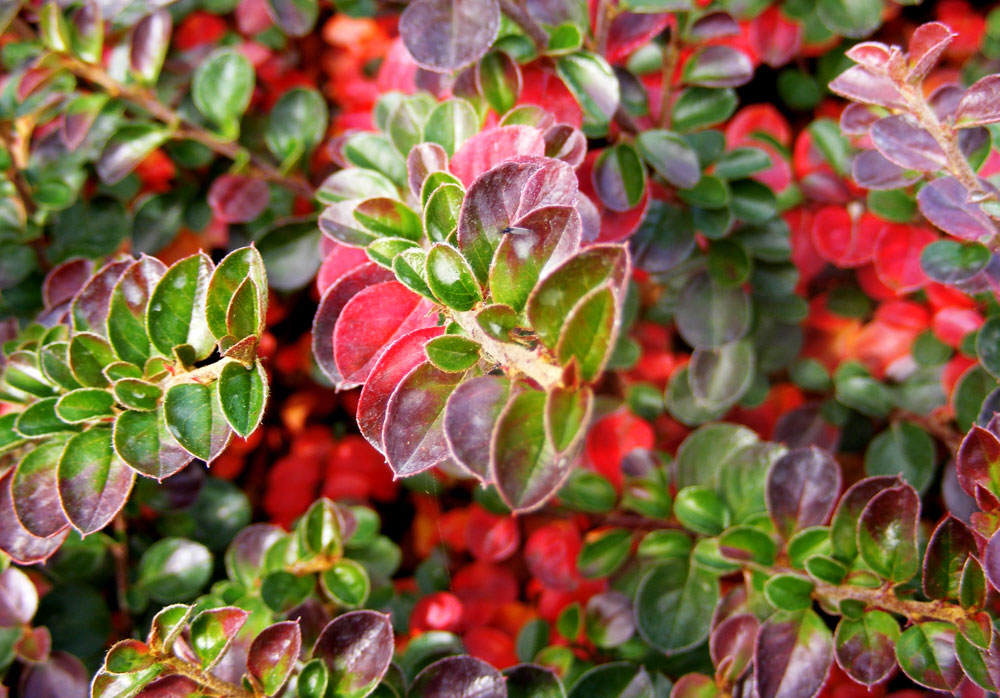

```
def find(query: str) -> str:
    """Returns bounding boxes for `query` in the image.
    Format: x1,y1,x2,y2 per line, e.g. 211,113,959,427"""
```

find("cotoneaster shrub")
5,0,1000,697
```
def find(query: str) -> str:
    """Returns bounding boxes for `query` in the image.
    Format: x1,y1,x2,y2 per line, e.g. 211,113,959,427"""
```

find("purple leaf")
400,0,500,71
929,84,965,121
312,263,395,387
917,176,997,242
12,442,70,538
544,124,587,167
682,45,753,88
208,175,270,224
0,472,68,564
408,142,449,199
956,75,1000,128
907,22,955,82
312,611,393,698
225,523,285,586
129,10,171,83
0,567,38,627
765,447,842,540
43,259,93,311
754,610,833,698
828,65,905,109
20,652,88,698
710,613,758,683
852,149,920,190
383,362,465,477
839,103,880,136
410,656,505,698
58,427,135,535
687,11,740,39
773,405,840,452
134,675,201,697
870,115,947,172
444,375,510,483
983,528,1000,591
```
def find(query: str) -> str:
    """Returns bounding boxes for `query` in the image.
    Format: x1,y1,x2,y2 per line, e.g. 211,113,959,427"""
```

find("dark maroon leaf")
311,263,394,387
43,259,93,311
870,115,947,172
544,124,587,167
907,22,955,82
0,472,68,564
929,84,965,120
754,610,833,698
312,611,393,697
852,149,920,190
773,406,840,452
766,447,842,540
208,175,270,224
134,675,201,697
682,45,753,88
917,176,997,242
956,75,1000,128
829,476,901,562
443,374,510,483
957,423,1000,501
983,528,1000,592
923,517,977,601
12,442,69,538
357,327,444,451
828,65,905,109
383,362,465,477
247,621,301,696
225,523,285,586
410,656,506,698
710,613,758,683
399,0,500,72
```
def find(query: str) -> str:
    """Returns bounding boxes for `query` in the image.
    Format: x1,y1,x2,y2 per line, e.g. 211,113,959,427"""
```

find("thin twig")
498,0,549,53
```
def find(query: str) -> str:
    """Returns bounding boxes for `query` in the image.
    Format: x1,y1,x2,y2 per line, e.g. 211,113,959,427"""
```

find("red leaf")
873,224,937,292
357,326,444,450
208,175,270,224
333,281,437,387
811,208,882,268
316,242,371,295
449,126,546,187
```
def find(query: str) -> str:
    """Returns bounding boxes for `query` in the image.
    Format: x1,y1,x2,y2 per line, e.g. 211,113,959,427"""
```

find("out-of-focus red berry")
174,11,228,51
462,627,518,669
465,505,520,563
524,522,582,591
585,410,655,489
410,592,463,633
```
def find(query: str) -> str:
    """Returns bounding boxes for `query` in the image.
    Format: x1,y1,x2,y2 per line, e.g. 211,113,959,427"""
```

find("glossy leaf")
216,361,267,438
312,611,393,698
163,383,232,462
425,243,482,311
674,272,750,349
592,144,647,212
12,441,69,538
384,362,465,477
917,176,996,242
755,610,833,698
58,426,134,535
896,622,962,691
857,483,920,583
556,286,617,382
147,253,214,360
192,49,254,135
107,256,166,366
113,408,192,480
410,656,506,698
956,74,1000,127
247,621,301,696
189,606,248,669
636,130,701,189
444,374,510,482
870,115,947,172
555,52,620,136
766,447,841,540
683,45,753,88
399,0,500,71
634,557,717,653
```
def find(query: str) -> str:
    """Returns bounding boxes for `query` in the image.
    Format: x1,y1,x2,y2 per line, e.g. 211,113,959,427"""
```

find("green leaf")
864,422,936,493
266,87,327,168
556,286,617,382
545,385,592,454
113,378,161,411
206,247,267,340
163,382,233,462
321,559,370,607
673,486,729,535
424,335,480,373
763,574,814,611
857,484,920,584
592,144,647,211
137,538,213,603
261,571,314,613
492,389,565,511
577,528,632,578
113,408,192,480
343,133,407,188
635,557,718,652
147,604,192,652
258,222,321,293
555,52,620,137
425,243,482,311
68,333,114,389
226,278,262,342
105,639,157,674
637,129,701,189
672,87,738,132
15,397,75,437
107,256,166,366
354,198,422,241
189,607,248,669
423,183,464,243
216,360,267,438
55,388,114,423
147,253,215,360
192,49,255,137
895,622,962,691
424,99,479,156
